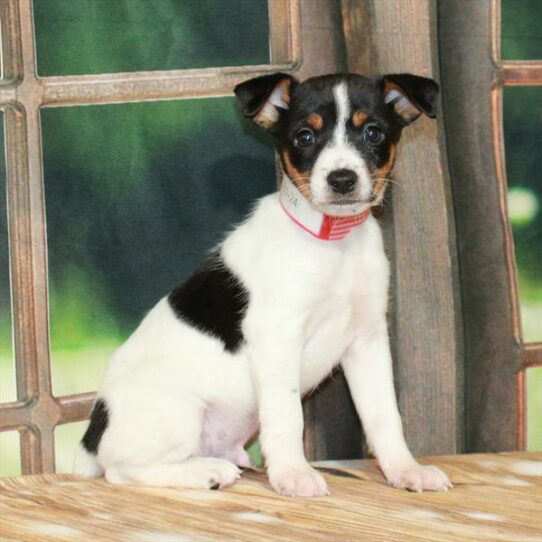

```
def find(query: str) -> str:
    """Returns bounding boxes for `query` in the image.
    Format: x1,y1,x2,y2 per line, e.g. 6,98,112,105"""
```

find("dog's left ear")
234,72,298,129
379,73,439,125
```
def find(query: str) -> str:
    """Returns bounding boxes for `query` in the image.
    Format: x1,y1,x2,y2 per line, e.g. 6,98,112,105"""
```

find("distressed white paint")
402,508,442,520
476,460,500,469
28,522,82,538
91,512,114,521
462,511,505,522
499,476,533,487
508,460,542,477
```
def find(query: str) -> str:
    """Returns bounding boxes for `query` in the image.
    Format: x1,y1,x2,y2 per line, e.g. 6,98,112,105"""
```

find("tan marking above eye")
352,110,368,128
307,113,323,131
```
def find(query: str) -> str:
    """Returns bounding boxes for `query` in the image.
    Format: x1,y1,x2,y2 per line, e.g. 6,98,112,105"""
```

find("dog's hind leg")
105,457,241,490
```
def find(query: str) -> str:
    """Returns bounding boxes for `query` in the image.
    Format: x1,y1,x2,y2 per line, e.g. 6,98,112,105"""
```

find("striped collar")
279,175,371,241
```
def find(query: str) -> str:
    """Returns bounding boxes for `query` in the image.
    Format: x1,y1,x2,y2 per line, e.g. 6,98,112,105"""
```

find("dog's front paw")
268,464,329,497
189,457,241,490
385,462,452,493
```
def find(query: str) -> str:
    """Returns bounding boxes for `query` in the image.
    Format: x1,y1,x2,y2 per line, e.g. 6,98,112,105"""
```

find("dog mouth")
305,172,388,215
312,198,370,217
329,198,364,206
319,194,374,208
316,183,384,208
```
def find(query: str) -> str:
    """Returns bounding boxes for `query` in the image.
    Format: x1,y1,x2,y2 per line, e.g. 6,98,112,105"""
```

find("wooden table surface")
1,452,541,541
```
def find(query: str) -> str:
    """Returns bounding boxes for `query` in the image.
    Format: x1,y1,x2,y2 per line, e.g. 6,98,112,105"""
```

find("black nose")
327,169,357,194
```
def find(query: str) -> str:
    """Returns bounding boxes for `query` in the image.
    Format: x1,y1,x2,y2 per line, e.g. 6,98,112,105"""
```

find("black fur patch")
82,399,109,454
168,253,249,353
276,74,404,179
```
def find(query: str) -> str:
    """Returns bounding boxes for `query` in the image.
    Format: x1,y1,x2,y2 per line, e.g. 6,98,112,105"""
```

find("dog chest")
300,293,356,393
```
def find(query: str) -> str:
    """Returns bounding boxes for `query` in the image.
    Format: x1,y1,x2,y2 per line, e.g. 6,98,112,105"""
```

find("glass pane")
527,366,542,451
0,431,20,477
55,421,87,473
42,98,275,396
247,440,263,467
504,87,542,342
502,0,542,60
33,0,270,76
0,111,16,404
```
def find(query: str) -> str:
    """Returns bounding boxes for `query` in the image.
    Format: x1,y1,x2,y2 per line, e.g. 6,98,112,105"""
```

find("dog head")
234,72,438,217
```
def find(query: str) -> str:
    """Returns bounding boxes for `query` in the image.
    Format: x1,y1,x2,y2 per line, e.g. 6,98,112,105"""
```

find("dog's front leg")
341,323,452,492
250,332,329,497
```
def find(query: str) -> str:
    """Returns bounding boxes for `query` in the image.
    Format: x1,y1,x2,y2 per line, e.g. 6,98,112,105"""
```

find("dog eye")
295,128,316,147
363,124,385,145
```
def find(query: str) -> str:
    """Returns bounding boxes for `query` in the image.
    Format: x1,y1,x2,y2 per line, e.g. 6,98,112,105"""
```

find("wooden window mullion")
500,62,542,86
1,0,303,474
490,0,542,450
1,0,56,473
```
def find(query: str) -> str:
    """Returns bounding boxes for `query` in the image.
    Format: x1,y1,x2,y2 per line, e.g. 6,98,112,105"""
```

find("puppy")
74,72,452,497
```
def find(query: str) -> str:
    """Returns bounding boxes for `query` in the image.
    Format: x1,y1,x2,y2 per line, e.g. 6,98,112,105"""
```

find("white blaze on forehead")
333,82,350,146
308,79,373,214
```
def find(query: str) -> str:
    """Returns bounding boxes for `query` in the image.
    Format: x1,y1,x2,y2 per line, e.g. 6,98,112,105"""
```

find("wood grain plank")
1,453,540,542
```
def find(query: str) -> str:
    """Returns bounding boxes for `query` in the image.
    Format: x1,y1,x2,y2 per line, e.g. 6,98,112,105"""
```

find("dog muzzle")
279,176,371,241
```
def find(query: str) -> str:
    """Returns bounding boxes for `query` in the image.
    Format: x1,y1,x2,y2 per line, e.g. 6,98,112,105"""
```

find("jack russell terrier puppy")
75,72,452,497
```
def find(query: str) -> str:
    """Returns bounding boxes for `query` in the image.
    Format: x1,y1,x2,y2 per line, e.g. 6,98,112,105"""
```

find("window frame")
438,0,542,453
490,0,542,449
3,0,539,476
0,0,302,474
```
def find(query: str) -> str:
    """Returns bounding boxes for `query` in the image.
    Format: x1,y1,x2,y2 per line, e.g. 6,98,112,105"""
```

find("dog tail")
74,398,109,477
73,443,103,478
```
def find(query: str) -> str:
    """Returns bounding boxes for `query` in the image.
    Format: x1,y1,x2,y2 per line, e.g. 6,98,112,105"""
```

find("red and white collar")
279,176,371,241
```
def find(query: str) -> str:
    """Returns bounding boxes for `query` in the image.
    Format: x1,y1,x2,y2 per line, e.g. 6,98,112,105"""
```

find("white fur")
75,80,451,496
74,443,103,478
311,83,373,217
75,180,451,496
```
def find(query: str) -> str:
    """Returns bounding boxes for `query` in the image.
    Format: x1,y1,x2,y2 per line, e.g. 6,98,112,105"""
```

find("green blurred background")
501,0,542,459
1,0,541,476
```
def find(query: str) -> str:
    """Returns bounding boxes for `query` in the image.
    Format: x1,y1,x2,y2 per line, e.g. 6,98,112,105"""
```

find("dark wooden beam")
341,0,463,456
438,0,521,451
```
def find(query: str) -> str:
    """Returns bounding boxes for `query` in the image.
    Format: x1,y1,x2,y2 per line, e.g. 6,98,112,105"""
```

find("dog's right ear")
380,73,439,125
234,73,298,129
